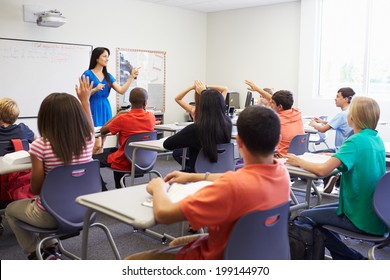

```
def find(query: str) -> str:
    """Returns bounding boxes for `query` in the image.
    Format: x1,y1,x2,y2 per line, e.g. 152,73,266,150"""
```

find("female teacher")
83,47,139,153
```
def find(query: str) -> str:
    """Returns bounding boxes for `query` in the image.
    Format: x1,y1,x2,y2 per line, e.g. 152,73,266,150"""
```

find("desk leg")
130,147,137,186
81,208,94,260
181,147,188,170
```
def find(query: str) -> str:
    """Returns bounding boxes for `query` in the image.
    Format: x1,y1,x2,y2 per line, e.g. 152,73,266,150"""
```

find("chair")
14,160,120,260
114,131,162,187
309,116,330,152
0,139,29,156
194,143,235,173
288,133,310,156
322,172,390,260
224,201,291,260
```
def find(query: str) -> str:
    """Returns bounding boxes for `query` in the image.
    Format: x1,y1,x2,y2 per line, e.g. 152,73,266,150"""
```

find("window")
318,0,390,98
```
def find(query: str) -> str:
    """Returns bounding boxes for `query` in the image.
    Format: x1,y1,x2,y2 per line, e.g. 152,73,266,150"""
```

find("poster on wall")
116,48,166,113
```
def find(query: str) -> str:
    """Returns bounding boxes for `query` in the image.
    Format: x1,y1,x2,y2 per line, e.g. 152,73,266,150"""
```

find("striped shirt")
29,135,95,211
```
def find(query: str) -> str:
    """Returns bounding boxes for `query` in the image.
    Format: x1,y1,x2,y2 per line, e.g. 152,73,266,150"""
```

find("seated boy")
0,97,35,143
93,87,155,190
125,105,291,260
245,80,304,158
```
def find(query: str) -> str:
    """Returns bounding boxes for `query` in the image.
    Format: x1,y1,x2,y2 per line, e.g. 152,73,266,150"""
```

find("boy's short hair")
237,105,281,156
0,97,20,124
349,96,380,130
338,87,355,104
129,87,148,108
272,90,294,110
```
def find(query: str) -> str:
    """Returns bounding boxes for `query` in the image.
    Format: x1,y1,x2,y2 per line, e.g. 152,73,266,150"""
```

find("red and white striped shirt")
29,135,95,211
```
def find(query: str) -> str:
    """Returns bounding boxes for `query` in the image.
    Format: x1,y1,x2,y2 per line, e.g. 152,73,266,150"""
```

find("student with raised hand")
245,80,304,158
125,106,290,260
286,96,386,260
5,76,95,260
164,80,232,172
0,97,36,143
309,87,355,151
175,81,228,121
82,47,140,153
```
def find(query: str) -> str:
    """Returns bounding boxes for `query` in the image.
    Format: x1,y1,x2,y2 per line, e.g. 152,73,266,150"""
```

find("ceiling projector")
36,10,66,28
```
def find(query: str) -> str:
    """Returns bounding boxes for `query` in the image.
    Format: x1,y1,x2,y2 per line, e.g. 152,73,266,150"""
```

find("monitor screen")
225,92,231,114
244,91,253,107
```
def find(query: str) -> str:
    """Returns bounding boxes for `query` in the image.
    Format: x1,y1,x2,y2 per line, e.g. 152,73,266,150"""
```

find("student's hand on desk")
164,171,191,185
146,178,168,195
285,153,301,167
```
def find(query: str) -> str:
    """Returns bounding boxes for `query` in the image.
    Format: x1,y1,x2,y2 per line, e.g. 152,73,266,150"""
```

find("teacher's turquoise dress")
82,69,116,127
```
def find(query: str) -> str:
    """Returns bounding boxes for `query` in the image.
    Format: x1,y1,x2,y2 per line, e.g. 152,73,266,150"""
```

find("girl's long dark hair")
37,93,93,164
88,47,113,89
196,89,232,162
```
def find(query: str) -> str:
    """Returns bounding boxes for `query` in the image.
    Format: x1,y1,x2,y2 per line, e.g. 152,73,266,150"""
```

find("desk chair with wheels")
13,160,120,260
194,143,235,173
224,201,291,260
113,131,162,188
322,172,390,260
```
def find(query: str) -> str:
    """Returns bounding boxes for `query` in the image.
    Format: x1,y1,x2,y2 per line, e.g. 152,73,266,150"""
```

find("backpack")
0,139,34,209
288,216,326,260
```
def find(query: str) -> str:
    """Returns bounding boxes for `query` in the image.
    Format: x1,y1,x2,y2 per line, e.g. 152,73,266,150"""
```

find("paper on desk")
298,152,331,163
142,180,212,208
2,150,31,165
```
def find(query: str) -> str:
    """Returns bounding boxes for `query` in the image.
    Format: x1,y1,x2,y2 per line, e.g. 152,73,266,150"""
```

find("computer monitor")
244,91,253,107
225,92,231,115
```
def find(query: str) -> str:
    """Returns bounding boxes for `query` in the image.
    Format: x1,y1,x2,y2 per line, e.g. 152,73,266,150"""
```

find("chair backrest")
194,143,235,173
123,131,158,174
224,201,291,260
40,160,101,233
373,172,390,233
287,133,310,155
0,139,29,156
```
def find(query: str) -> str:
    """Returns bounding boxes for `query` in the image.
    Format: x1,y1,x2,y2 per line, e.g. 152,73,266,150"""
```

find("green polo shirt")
333,128,386,235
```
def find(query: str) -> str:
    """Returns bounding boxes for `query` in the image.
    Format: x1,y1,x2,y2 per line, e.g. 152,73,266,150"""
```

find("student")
82,47,140,153
0,97,36,143
93,87,155,190
309,87,355,151
125,105,290,260
286,96,386,260
5,76,95,260
164,80,232,172
175,81,228,121
245,80,304,157
258,87,274,106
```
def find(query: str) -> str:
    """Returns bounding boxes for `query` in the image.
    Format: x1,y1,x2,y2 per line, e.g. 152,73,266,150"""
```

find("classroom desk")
385,142,390,167
0,156,32,175
155,122,193,135
286,163,338,212
76,184,174,260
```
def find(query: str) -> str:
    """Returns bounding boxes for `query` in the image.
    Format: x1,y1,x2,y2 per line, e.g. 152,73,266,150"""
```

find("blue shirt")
82,69,116,127
0,123,35,143
328,109,353,149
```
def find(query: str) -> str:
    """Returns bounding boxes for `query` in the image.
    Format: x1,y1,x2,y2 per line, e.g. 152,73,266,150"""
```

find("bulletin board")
116,48,166,112
0,38,92,118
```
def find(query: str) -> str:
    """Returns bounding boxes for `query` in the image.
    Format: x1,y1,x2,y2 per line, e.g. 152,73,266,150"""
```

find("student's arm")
147,178,186,224
245,80,272,101
112,67,140,95
164,171,223,184
207,84,228,99
76,76,94,130
175,84,196,113
309,120,332,133
30,154,45,195
285,153,341,177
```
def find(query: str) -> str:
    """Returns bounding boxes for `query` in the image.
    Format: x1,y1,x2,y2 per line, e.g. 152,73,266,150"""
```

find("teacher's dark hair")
89,47,113,88
37,93,93,164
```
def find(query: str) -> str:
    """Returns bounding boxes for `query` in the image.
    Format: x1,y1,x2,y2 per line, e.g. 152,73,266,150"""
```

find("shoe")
323,175,339,193
42,246,62,260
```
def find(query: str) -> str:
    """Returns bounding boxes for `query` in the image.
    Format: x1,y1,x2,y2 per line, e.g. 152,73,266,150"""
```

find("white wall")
206,2,301,108
0,0,207,133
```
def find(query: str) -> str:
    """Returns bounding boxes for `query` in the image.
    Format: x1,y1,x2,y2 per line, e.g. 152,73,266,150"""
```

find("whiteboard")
116,48,166,113
0,38,92,118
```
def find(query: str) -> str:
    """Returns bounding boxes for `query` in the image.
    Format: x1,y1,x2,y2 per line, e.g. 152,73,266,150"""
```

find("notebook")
2,150,31,165
142,180,212,208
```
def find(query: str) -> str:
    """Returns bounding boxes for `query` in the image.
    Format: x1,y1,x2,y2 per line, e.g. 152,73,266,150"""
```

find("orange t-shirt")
107,109,155,170
277,108,304,157
177,160,290,260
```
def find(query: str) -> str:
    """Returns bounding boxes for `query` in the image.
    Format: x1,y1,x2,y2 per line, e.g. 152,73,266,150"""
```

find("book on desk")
142,180,212,208
2,150,31,165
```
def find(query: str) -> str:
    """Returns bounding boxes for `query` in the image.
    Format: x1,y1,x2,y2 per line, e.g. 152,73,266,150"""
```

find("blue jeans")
300,203,366,260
